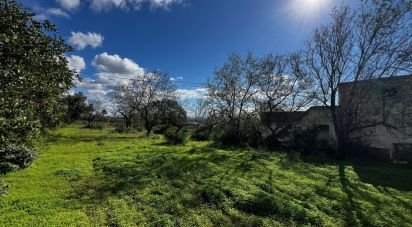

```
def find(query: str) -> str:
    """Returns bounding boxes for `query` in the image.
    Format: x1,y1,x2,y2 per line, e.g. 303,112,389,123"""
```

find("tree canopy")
0,0,76,176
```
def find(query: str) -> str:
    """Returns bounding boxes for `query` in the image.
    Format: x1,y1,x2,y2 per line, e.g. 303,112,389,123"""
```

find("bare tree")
191,97,213,125
257,53,315,138
304,1,412,155
108,84,135,129
206,53,261,140
83,99,105,128
126,70,177,135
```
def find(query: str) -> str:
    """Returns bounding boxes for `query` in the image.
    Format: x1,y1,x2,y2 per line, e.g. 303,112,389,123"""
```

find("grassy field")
0,124,411,226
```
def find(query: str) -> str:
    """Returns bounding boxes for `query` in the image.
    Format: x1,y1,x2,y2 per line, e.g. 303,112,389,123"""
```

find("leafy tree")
62,92,90,123
152,99,187,130
0,0,76,188
83,99,105,128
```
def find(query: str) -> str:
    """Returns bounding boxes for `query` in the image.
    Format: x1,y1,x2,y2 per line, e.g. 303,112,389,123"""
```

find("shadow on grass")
68,145,274,209
69,146,227,201
353,163,412,191
65,142,412,226
282,152,412,192
337,162,412,226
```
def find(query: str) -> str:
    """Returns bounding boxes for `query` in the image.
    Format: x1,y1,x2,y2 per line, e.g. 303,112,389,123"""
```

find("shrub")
114,123,141,133
286,127,335,155
191,126,212,141
0,143,37,196
212,124,263,148
245,127,264,149
153,125,169,134
212,126,242,146
85,122,105,130
263,134,283,150
163,127,188,145
0,143,37,174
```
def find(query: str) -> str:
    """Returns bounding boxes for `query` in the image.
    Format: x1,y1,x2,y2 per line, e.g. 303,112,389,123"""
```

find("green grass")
1,124,411,226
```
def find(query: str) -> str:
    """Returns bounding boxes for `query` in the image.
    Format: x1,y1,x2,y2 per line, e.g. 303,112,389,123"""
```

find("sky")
19,0,358,100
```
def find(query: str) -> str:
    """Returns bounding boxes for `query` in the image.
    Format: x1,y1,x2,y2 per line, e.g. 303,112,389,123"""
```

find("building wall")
300,107,337,142
338,75,412,156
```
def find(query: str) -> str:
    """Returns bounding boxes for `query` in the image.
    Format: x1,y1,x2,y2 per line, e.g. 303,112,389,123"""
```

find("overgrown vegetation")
163,127,189,145
0,125,411,226
0,0,411,224
0,0,75,191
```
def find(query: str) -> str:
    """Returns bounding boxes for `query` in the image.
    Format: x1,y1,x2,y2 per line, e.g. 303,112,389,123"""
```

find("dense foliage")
0,143,37,173
152,99,187,129
0,0,75,188
163,126,188,145
62,92,91,123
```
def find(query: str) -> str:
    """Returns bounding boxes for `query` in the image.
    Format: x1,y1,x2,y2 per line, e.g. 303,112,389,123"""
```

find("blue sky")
20,0,357,99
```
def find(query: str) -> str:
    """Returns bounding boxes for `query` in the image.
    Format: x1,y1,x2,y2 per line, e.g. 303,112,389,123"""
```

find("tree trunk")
146,124,152,137
87,115,94,128
330,93,346,159
125,117,131,128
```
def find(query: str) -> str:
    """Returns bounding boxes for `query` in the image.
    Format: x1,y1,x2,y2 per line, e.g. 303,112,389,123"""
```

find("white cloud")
74,77,108,98
56,0,80,11
46,8,70,18
90,0,128,11
177,88,207,99
92,52,144,75
150,0,185,9
170,76,183,81
66,55,86,73
90,0,186,11
75,53,145,98
68,32,104,50
33,7,70,20
92,52,145,90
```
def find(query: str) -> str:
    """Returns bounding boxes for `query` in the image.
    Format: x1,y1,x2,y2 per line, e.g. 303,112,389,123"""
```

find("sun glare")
287,0,331,23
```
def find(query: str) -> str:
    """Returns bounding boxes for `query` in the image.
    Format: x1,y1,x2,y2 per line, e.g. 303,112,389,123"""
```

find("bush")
0,143,36,194
286,127,335,155
191,126,212,141
212,126,242,146
85,122,105,130
263,134,282,150
163,127,188,145
153,125,169,134
212,123,263,148
114,123,142,133
0,143,37,174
